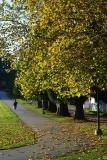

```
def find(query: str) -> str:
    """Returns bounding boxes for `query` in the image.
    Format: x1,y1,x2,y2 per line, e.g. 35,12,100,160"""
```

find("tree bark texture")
56,102,70,116
74,96,87,120
48,100,57,112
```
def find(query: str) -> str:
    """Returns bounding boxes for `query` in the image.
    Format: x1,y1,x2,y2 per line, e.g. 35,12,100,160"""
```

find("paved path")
0,91,91,160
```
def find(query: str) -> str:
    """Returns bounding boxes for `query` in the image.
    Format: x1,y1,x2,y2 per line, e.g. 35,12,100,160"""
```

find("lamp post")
95,89,103,136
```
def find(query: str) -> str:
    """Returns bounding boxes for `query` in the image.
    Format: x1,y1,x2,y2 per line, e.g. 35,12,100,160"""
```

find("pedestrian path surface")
0,91,90,160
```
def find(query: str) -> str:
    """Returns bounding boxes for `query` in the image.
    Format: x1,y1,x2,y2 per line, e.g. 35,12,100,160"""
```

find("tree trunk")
42,92,49,110
47,90,57,112
74,96,86,120
48,100,57,112
37,99,42,108
42,98,48,110
56,102,70,116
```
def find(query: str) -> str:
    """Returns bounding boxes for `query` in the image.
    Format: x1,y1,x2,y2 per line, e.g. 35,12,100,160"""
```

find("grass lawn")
52,136,107,160
18,99,107,160
0,100,37,149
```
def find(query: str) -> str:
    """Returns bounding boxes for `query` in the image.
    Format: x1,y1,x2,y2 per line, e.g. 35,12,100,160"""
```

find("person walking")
13,100,18,110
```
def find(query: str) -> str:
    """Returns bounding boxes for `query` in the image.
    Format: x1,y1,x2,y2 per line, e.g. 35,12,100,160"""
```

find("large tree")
15,0,107,119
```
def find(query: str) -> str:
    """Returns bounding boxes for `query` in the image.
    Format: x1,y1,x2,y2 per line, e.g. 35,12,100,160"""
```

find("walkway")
0,91,91,160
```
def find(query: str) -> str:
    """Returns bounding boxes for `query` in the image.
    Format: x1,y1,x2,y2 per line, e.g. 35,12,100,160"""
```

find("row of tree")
1,0,107,120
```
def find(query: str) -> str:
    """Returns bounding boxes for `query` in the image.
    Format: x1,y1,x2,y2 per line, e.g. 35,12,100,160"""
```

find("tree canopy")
1,0,107,100
14,0,107,100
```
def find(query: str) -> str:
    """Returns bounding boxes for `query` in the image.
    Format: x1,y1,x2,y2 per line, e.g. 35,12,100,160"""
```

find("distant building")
83,97,107,113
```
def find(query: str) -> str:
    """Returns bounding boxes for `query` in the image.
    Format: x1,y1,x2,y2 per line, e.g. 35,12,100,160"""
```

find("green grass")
51,125,107,160
17,99,107,160
84,108,107,117
53,149,106,159
52,144,107,160
0,100,37,149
